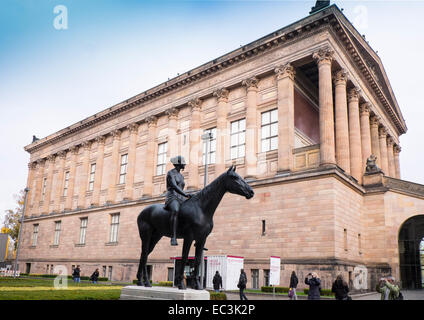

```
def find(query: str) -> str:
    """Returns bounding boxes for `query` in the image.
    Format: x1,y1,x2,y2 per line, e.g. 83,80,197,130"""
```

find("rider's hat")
170,155,186,165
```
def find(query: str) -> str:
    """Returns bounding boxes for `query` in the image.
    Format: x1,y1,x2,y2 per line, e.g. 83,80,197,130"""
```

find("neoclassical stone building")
19,3,424,290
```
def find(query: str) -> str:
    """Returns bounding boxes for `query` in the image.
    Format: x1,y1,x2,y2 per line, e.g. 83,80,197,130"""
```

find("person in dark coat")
90,268,100,284
237,269,248,300
72,266,81,283
289,271,299,300
305,272,321,300
213,271,223,292
332,274,350,300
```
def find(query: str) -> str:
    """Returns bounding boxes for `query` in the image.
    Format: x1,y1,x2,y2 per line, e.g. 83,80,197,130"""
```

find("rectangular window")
261,109,278,152
88,163,96,191
108,266,113,281
202,128,217,165
42,178,47,200
102,266,107,278
230,119,246,159
109,214,120,243
252,269,259,289
119,154,128,184
79,218,88,245
32,224,39,246
63,171,70,196
156,142,168,176
53,221,61,245
264,269,270,287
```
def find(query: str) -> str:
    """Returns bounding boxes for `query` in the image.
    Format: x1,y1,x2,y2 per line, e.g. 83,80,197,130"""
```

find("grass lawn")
0,277,124,300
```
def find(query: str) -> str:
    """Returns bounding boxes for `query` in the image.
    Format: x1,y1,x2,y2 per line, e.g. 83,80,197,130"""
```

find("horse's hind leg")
136,231,152,287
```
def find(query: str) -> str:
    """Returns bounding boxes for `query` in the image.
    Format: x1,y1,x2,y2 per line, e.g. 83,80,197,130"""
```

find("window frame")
119,154,128,184
109,213,120,243
230,118,246,160
156,142,168,176
63,171,70,196
88,163,96,191
202,127,217,165
261,108,278,153
79,218,88,245
53,221,61,246
32,224,39,246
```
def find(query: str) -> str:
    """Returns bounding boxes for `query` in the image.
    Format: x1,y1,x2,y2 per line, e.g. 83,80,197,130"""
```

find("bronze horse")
136,165,254,289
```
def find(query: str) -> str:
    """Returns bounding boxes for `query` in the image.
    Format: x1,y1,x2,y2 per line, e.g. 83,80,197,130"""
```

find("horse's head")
224,166,254,199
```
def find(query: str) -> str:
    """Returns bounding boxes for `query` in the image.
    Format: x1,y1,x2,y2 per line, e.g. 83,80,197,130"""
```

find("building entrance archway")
398,215,424,289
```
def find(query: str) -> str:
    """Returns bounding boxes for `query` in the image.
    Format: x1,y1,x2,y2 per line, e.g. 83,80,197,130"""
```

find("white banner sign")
269,256,280,286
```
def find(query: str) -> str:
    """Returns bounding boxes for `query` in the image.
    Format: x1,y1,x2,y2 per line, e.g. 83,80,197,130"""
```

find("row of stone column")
312,48,401,184
26,48,402,215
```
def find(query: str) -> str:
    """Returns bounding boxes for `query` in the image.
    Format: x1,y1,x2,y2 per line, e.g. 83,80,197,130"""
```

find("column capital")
333,69,348,86
394,145,402,154
95,135,106,145
213,88,230,102
370,115,380,127
274,63,295,81
359,102,371,115
110,129,122,139
378,126,387,138
313,47,334,66
126,122,139,133
28,162,37,170
82,140,92,150
47,154,56,163
387,136,394,146
145,115,158,127
242,77,259,90
188,97,202,111
57,150,67,159
348,88,360,102
70,145,79,155
36,158,45,166
165,107,179,120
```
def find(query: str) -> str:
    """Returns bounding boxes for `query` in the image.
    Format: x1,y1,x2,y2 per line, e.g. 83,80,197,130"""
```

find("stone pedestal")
120,286,210,300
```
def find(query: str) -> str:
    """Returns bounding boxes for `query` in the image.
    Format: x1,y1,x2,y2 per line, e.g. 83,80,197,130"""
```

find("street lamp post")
199,132,213,289
14,187,30,278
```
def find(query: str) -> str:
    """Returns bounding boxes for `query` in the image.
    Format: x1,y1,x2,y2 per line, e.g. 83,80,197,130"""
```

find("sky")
1,0,424,223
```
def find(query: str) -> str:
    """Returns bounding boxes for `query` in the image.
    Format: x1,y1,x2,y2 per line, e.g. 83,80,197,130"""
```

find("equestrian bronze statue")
136,158,254,290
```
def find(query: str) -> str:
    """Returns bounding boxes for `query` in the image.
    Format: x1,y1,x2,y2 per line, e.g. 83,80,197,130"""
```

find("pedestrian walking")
305,272,321,300
72,266,81,283
289,271,298,300
331,274,351,300
90,268,100,284
213,271,223,293
376,276,401,300
237,269,248,300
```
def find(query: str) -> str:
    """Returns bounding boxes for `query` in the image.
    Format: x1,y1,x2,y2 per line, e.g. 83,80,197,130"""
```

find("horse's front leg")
193,238,206,290
177,237,192,290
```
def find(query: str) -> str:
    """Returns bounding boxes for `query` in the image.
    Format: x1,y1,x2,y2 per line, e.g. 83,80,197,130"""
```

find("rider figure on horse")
165,155,191,246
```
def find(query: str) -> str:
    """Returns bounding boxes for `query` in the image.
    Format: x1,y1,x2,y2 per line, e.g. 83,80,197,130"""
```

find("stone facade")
19,5,424,290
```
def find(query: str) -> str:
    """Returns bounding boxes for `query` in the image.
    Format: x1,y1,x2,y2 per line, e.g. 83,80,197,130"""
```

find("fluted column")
334,69,350,174
33,159,45,215
242,77,259,178
143,116,158,197
124,123,139,200
378,127,389,175
107,129,122,204
274,63,295,173
370,115,381,168
64,146,79,211
25,162,37,216
188,98,202,190
165,108,179,173
387,137,396,178
213,88,229,175
77,141,92,208
359,102,372,175
348,88,362,183
313,48,336,167
92,136,106,206
54,151,66,212
394,145,401,179
42,154,56,214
